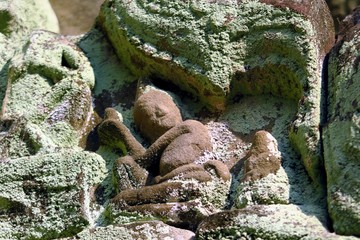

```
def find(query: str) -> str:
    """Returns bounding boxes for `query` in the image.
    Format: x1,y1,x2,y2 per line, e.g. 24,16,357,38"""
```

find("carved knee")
103,108,122,121
115,156,148,191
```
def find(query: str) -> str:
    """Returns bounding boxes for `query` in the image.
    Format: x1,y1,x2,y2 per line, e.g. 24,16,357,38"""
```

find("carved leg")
153,163,212,184
98,108,145,156
112,181,202,207
115,156,148,192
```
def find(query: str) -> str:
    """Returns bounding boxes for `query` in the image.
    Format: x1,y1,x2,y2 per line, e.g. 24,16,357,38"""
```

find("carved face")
133,90,182,143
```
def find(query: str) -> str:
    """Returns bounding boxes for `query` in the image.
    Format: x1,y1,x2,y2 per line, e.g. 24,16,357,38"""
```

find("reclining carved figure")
98,88,230,227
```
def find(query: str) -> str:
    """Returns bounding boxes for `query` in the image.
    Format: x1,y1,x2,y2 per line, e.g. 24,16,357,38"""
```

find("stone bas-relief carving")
0,30,107,239
242,130,281,182
0,0,59,125
98,87,231,229
0,0,360,239
0,30,95,159
97,0,336,186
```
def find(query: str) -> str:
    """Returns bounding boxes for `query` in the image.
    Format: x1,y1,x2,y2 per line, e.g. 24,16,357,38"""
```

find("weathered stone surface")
219,95,327,209
242,130,281,182
97,0,335,184
0,16,106,239
0,0,58,38
97,0,333,108
3,0,359,239
235,167,290,208
196,204,355,239
324,7,360,236
0,150,107,239
0,0,59,120
0,30,95,159
108,177,231,230
67,220,195,240
231,130,290,208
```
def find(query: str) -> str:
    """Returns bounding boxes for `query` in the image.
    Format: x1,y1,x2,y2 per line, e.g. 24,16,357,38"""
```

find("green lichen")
95,145,122,201
324,122,360,235
196,176,231,210
235,168,290,208
323,19,360,236
0,0,341,238
98,0,316,108
0,0,59,112
73,225,133,240
77,28,137,96
230,64,303,101
70,220,195,240
0,30,95,159
220,95,326,211
220,95,297,134
77,28,142,146
0,22,115,239
0,8,12,36
197,205,347,240
0,150,107,240
3,30,94,123
2,0,58,39
103,176,230,229
109,209,162,225
198,225,302,240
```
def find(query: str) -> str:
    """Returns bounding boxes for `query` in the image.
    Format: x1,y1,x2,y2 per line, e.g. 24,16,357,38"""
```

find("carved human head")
133,90,182,143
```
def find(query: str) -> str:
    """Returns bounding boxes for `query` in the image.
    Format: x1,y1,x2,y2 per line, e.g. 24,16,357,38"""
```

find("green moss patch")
0,150,107,239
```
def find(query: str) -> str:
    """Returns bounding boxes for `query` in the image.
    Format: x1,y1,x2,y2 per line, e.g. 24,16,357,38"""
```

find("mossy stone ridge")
67,220,195,239
196,204,356,239
0,30,95,159
0,150,107,240
0,0,59,122
324,7,360,236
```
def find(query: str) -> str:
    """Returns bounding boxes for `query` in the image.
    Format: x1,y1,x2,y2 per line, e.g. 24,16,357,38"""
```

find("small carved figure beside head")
242,130,282,182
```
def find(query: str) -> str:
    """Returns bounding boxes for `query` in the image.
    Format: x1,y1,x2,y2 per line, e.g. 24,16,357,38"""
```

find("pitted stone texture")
68,221,195,240
0,30,95,159
242,130,282,182
98,0,334,184
109,177,231,230
324,7,360,236
235,167,290,208
233,131,290,208
196,204,353,239
0,0,58,37
98,86,230,229
0,0,59,121
0,150,107,240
